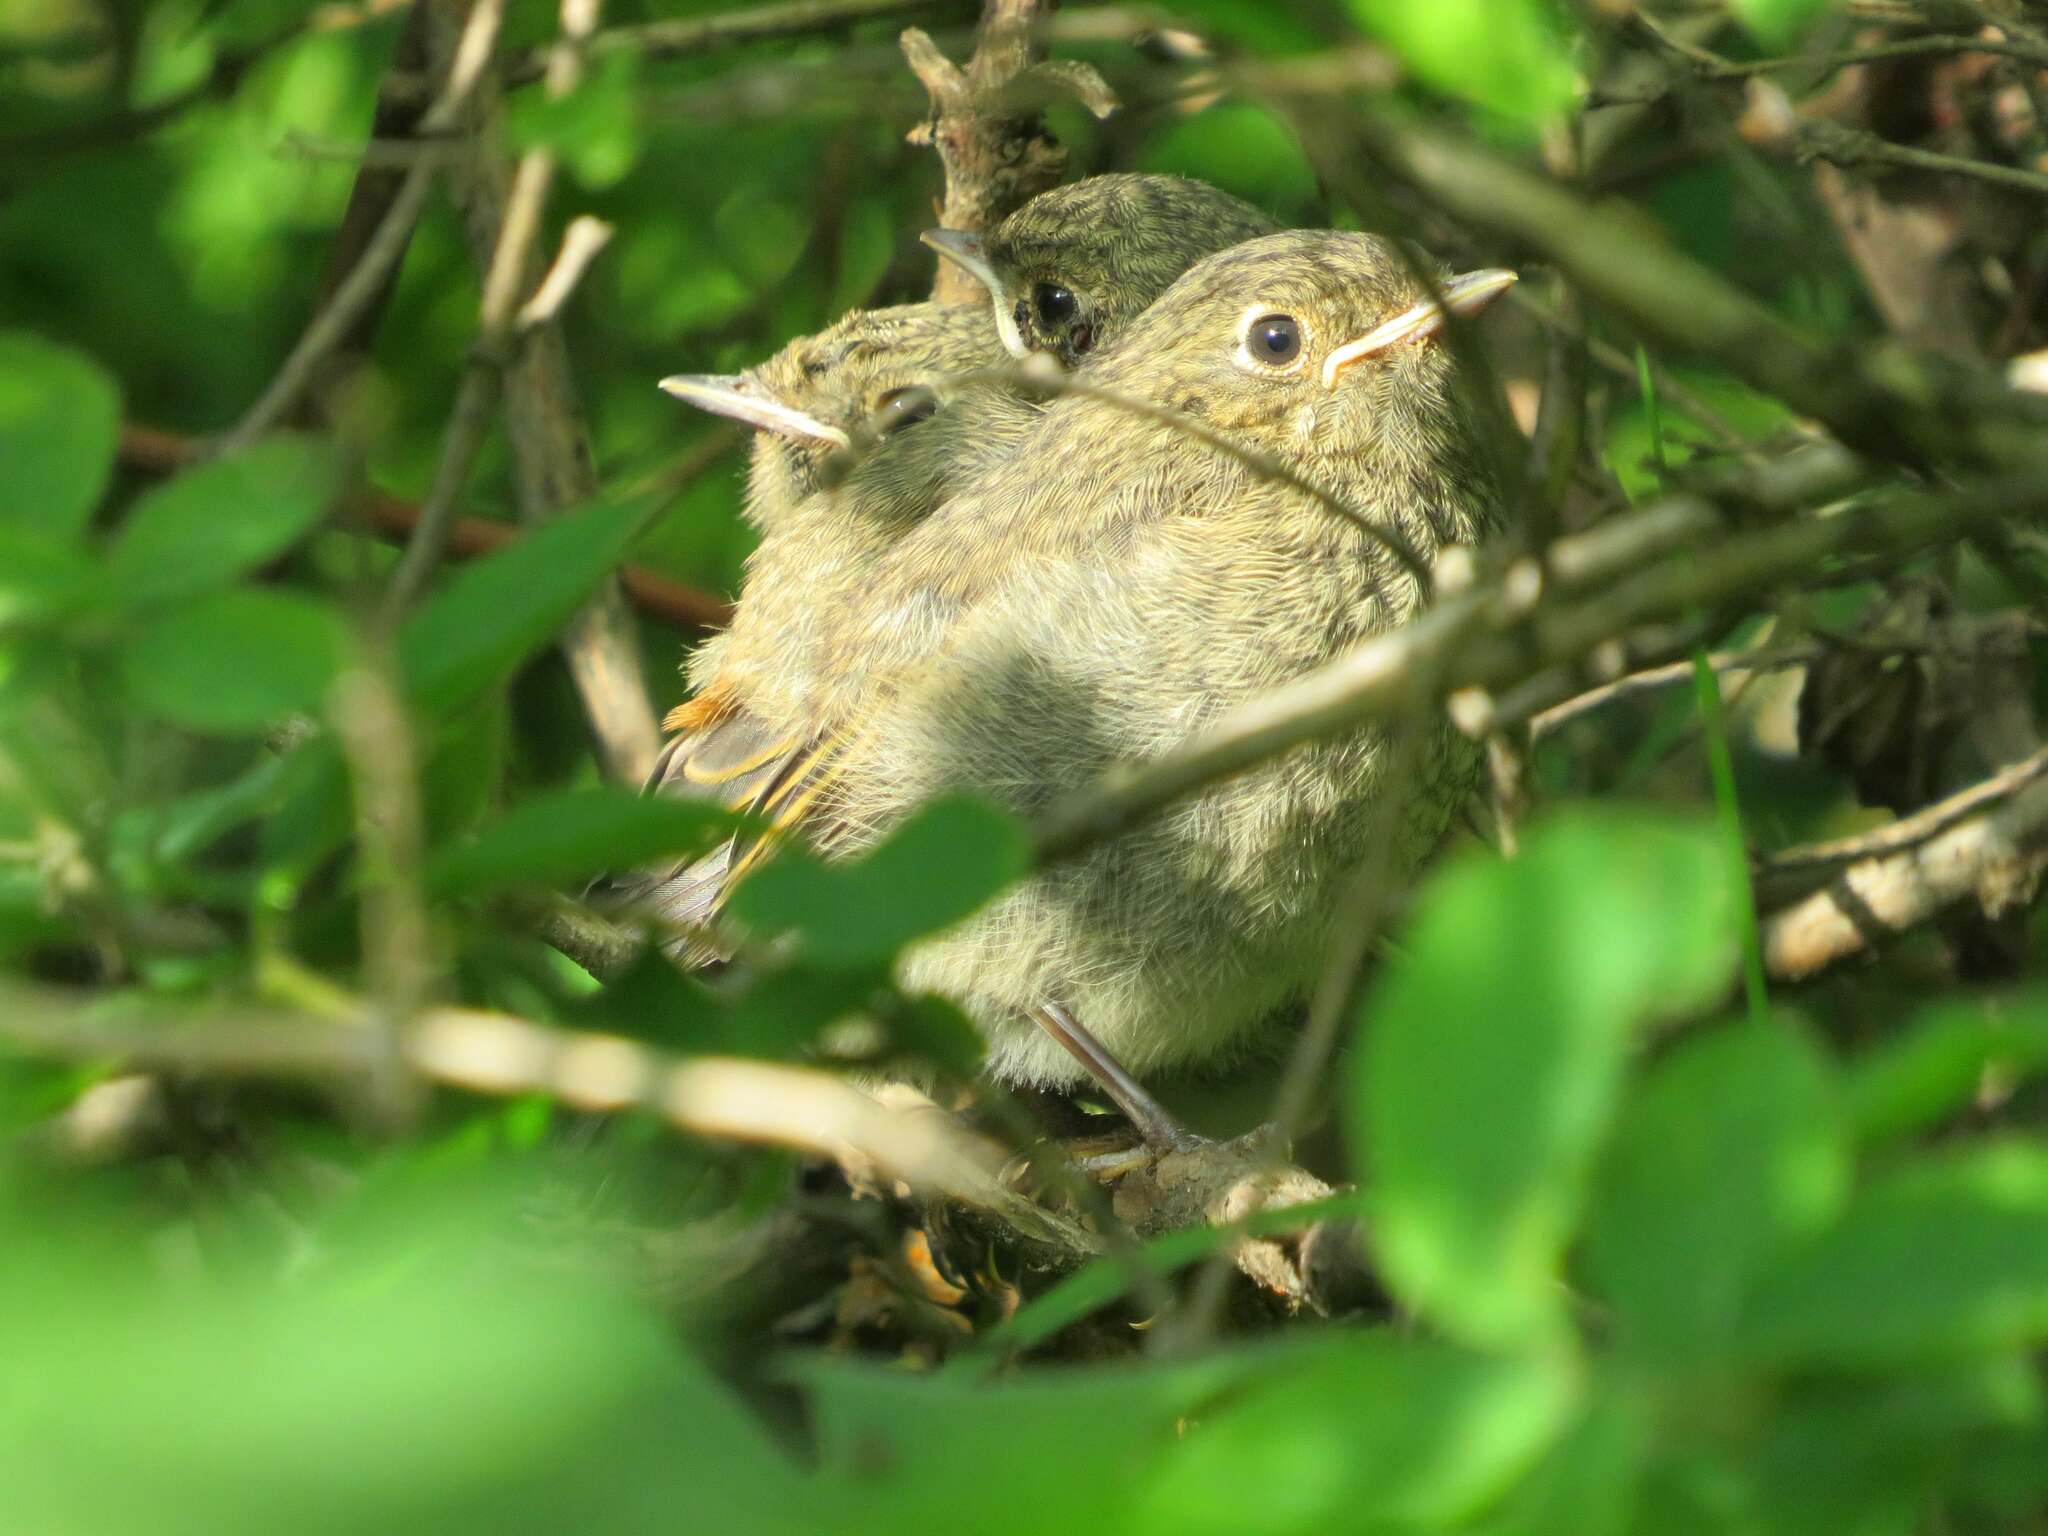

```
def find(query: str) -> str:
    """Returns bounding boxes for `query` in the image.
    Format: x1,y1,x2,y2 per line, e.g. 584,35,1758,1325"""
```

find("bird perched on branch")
658,231,1517,1141
923,173,1279,369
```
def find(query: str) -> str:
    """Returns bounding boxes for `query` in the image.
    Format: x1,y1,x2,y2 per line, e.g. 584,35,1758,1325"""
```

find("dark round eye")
1032,282,1078,328
1247,314,1302,366
874,385,938,434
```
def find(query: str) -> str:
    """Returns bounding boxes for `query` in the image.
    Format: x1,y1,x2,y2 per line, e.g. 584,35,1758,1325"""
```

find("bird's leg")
1033,1003,1200,1152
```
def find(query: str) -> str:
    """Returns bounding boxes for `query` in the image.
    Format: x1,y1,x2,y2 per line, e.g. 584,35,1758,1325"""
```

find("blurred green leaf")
1732,0,1837,51
398,493,659,718
1466,1396,1645,1536
1360,811,1734,1350
1847,992,2048,1146
0,529,99,628
507,52,642,188
428,787,738,896
726,795,1029,965
0,331,118,540
1345,0,1575,124
1584,1015,1848,1363
120,590,352,734
1136,1332,1577,1531
1740,1140,2048,1367
801,1347,1264,1534
0,332,120,540
108,435,341,605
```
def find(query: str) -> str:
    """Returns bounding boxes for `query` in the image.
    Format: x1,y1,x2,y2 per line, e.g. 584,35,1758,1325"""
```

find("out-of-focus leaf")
427,787,739,897
0,332,120,538
1136,1332,1577,1531
1345,0,1575,125
0,529,99,627
725,795,1029,965
1847,992,2048,1146
419,694,508,848
0,1173,800,1536
1584,1016,1848,1363
506,51,642,188
799,1347,1264,1535
107,435,341,604
1732,0,1837,51
1359,811,1734,1350
1466,1396,1646,1536
1140,104,1318,216
398,493,658,718
120,590,351,734
1739,1140,2048,1367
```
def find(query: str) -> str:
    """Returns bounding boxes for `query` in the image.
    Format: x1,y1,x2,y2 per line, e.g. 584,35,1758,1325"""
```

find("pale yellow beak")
657,373,850,447
922,228,1031,359
1322,268,1519,389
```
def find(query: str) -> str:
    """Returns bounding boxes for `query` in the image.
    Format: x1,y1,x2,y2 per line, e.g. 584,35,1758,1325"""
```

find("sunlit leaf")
120,589,352,734
0,332,120,539
1344,0,1575,125
1584,1015,1848,1363
0,529,98,628
1731,0,1837,51
1360,811,1734,1350
428,787,739,896
1137,1332,1577,1530
725,795,1029,965
108,435,341,605
398,493,659,718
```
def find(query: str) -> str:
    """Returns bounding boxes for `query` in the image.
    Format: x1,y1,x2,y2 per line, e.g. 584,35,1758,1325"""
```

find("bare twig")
431,0,663,783
1528,644,1820,738
1761,750,2048,980
505,0,976,85
1789,116,2048,200
903,0,1116,303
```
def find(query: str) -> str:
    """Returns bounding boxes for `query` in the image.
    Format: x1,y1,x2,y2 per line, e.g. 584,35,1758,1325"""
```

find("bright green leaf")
1360,810,1734,1350
398,492,659,718
1740,1140,2048,1367
120,590,351,734
1584,1015,1848,1363
427,787,739,896
725,795,1030,966
0,529,99,628
1731,0,1837,51
0,332,120,539
1345,0,1575,125
108,435,341,604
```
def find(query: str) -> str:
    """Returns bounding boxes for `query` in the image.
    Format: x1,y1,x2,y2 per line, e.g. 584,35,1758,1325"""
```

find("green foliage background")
6,0,2048,1532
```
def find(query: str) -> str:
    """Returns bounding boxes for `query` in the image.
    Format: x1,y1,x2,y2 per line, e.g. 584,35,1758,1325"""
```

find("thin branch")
1528,644,1819,738
1760,750,2048,980
432,0,663,783
1031,468,2048,866
116,424,736,633
504,0,975,85
218,0,514,454
1790,116,2048,200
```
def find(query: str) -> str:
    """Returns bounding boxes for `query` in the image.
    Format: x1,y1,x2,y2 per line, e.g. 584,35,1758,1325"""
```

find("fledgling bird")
658,301,1003,538
712,231,1517,1138
922,172,1279,368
